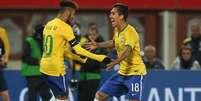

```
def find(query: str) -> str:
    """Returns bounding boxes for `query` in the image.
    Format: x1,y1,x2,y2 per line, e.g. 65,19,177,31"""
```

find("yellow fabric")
74,63,81,71
73,36,88,71
64,44,87,64
72,44,106,62
68,32,106,62
79,36,88,46
40,18,106,76
0,27,10,62
113,24,147,76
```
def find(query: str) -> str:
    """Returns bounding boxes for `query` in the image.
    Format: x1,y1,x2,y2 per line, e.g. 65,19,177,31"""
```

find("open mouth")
110,19,115,25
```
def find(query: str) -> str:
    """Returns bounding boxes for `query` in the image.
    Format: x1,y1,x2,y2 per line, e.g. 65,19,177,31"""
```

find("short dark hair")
88,22,97,28
112,3,128,21
59,1,78,13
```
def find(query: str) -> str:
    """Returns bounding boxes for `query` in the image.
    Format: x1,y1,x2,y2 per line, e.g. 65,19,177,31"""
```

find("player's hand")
106,60,118,71
82,58,88,63
102,57,112,66
0,57,7,67
84,37,97,51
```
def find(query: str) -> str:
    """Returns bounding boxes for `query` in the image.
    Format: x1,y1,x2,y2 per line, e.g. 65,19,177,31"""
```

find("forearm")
69,54,87,63
72,44,106,62
113,46,131,64
64,49,86,63
97,40,114,49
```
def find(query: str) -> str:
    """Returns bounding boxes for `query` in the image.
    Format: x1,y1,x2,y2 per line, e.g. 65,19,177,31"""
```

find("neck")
117,21,127,32
57,14,67,22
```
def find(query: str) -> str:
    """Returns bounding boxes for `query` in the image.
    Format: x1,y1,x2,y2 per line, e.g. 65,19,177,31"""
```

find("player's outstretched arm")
85,37,114,51
72,44,108,62
63,25,111,63
68,38,112,66
64,46,87,63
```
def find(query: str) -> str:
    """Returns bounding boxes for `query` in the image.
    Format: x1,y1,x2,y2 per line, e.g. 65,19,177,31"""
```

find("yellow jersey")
40,18,106,76
113,24,147,76
0,27,10,62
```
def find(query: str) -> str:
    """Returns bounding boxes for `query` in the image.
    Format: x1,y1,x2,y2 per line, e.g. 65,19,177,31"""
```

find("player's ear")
63,9,71,20
64,9,70,15
120,14,124,20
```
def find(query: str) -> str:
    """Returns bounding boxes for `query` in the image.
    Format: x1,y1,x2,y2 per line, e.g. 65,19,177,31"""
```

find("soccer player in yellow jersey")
0,27,10,101
40,1,111,101
86,3,147,101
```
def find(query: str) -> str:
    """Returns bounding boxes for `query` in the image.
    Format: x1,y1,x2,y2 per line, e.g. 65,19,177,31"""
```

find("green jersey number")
43,34,53,57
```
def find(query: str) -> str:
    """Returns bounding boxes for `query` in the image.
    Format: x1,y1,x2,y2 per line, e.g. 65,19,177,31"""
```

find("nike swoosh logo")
72,40,76,45
132,94,137,96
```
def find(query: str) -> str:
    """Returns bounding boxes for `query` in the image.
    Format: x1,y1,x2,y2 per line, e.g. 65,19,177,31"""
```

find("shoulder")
61,20,71,28
193,60,200,65
127,24,135,31
0,27,7,35
0,27,6,32
49,18,72,29
63,23,73,31
125,25,139,40
55,18,72,29
127,24,138,35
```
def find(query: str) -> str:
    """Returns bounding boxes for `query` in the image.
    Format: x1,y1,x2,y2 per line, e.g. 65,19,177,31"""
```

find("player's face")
109,8,121,27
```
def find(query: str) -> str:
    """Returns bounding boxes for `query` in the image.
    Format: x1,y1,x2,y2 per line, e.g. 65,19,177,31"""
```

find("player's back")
40,18,72,76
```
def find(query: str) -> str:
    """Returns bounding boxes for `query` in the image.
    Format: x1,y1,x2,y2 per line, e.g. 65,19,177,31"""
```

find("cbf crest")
121,37,125,43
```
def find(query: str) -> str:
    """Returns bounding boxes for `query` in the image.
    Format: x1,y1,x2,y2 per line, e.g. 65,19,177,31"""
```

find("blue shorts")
41,74,68,97
0,69,7,92
99,73,144,100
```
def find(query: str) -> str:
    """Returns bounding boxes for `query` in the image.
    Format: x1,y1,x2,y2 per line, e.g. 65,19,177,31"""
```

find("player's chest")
114,32,125,50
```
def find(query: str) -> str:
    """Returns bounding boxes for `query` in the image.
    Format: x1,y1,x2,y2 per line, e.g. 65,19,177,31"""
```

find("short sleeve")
124,28,138,49
0,27,10,61
62,24,75,41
